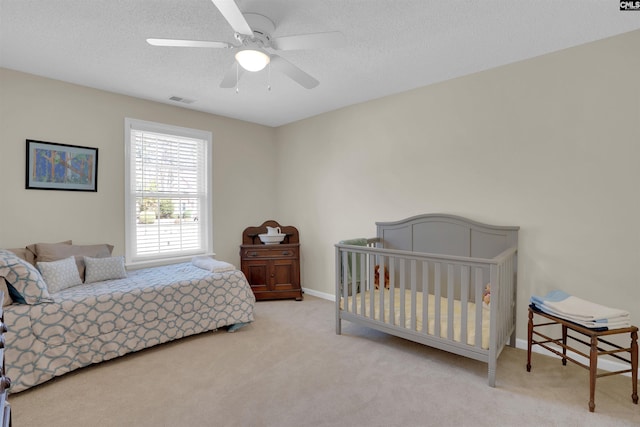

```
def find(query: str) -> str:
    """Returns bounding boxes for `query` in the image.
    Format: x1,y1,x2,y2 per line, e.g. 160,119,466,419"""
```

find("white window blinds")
125,118,212,265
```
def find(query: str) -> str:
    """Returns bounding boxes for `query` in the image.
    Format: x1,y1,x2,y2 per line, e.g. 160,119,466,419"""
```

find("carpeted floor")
9,296,640,426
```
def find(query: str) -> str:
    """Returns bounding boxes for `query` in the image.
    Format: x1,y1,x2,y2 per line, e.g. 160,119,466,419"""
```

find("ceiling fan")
147,0,345,89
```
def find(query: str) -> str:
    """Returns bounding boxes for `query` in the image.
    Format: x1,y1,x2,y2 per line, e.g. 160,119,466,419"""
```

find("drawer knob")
282,251,290,256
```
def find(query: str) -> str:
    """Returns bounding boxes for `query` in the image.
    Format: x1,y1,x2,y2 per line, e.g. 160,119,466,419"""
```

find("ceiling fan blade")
220,62,245,88
272,31,344,51
211,0,253,36
147,38,232,48
269,55,319,89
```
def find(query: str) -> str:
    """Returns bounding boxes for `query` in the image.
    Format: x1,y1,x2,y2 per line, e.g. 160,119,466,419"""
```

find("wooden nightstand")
240,221,303,301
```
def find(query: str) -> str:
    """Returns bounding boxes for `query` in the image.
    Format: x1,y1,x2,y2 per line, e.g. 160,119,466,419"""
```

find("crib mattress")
341,288,490,349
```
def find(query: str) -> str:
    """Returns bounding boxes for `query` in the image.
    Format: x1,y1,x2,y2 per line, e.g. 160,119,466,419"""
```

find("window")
125,118,212,265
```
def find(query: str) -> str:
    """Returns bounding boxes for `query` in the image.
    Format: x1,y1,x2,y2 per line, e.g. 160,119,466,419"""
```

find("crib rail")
335,241,518,386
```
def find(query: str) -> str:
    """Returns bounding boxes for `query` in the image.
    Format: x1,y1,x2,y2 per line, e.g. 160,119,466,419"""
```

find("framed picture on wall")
25,139,99,192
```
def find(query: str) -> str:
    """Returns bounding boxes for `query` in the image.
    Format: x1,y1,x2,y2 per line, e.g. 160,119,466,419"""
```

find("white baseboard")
302,287,335,301
304,289,633,377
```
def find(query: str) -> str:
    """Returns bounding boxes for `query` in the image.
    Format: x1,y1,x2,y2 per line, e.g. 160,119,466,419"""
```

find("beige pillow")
8,247,39,266
33,243,114,281
25,240,72,265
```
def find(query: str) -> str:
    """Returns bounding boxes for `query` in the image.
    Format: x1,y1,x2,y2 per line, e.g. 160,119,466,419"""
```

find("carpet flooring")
9,296,640,426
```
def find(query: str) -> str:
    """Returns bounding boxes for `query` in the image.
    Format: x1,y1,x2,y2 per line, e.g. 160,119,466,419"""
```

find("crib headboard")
376,214,519,259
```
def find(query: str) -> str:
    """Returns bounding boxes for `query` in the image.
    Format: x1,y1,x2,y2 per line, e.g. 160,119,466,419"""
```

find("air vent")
169,96,195,104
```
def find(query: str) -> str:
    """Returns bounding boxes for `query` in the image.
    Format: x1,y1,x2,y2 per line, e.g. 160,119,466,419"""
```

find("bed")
335,214,519,386
1,245,255,393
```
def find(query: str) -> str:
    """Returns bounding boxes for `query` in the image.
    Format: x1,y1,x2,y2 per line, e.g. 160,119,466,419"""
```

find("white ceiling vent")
169,96,195,104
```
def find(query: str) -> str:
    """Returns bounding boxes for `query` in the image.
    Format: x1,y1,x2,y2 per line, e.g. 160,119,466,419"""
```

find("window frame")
124,118,213,267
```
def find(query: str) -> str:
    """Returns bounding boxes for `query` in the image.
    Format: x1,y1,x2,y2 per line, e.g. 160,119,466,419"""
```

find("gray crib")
335,213,519,386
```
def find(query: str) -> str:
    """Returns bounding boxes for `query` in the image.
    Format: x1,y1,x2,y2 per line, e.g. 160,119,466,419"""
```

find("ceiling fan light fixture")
235,48,270,72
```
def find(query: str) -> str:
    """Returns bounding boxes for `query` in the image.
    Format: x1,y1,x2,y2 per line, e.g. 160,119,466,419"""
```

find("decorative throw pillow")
0,249,53,305
32,243,114,281
83,256,127,284
37,256,83,294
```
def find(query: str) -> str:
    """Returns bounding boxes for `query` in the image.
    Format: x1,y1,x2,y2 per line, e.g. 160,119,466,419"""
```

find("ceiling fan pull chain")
235,62,239,94
267,62,271,92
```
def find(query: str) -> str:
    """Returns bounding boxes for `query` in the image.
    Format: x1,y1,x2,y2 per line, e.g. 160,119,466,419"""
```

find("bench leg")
632,330,638,404
526,309,533,372
589,335,598,412
562,325,568,366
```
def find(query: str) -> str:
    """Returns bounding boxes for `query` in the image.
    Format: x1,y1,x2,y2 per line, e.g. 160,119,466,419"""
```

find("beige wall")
275,29,640,340
0,68,277,266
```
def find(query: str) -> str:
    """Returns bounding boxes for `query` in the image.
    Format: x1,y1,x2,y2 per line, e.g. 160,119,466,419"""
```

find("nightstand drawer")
241,247,298,259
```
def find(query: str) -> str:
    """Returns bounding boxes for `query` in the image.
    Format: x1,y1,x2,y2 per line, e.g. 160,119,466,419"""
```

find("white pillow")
83,256,127,284
37,256,83,294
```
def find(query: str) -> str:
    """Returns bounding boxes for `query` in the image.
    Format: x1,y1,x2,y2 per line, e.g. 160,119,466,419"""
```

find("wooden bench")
526,306,638,412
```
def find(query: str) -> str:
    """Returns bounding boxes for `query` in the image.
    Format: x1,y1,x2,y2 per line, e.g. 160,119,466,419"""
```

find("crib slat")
434,262,441,337
489,263,499,385
389,259,395,326
399,258,406,329
498,261,508,345
362,254,371,316
475,267,483,348
496,263,503,345
367,254,376,319
508,254,515,343
354,252,362,300
342,251,349,310
350,251,356,313
349,252,362,306
378,256,385,323
422,261,429,334
410,259,417,331
447,264,454,341
460,266,469,346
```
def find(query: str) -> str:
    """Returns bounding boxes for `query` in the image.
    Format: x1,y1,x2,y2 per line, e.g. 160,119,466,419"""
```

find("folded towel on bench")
530,290,631,329
192,256,236,273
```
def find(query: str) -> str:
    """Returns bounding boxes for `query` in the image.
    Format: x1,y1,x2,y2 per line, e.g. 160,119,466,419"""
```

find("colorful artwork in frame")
26,140,98,192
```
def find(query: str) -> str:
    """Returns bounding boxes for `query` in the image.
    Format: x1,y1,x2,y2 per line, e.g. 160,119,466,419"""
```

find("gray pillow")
83,256,127,284
37,256,83,294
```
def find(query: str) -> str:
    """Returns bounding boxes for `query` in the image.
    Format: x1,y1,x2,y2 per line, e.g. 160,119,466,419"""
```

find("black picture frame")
25,139,98,192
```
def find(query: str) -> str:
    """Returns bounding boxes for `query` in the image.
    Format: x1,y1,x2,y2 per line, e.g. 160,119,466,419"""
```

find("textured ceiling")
1,0,639,127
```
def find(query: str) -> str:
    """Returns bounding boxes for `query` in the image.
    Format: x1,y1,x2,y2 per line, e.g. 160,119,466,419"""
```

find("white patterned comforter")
5,262,255,392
